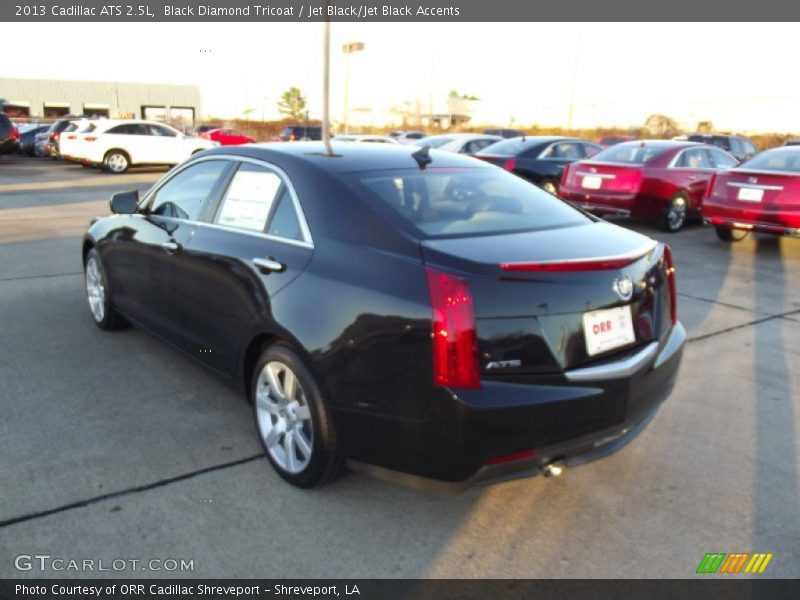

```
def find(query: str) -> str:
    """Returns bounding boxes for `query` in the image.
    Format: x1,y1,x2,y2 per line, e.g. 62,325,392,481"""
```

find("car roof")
202,141,493,174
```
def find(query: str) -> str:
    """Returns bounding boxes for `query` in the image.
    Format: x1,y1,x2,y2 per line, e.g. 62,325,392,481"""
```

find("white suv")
69,120,218,173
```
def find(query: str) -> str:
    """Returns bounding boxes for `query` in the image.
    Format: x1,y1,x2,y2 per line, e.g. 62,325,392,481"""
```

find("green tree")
277,87,307,120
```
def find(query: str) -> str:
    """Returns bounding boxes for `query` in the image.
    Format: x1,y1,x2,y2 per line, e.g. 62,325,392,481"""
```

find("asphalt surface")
0,154,798,579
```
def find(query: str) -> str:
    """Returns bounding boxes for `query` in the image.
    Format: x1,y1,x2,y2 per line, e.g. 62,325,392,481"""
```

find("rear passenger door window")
213,162,306,242
675,148,712,169
214,163,284,233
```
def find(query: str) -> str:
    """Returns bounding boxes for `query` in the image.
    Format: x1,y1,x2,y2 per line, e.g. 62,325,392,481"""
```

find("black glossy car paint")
84,143,684,487
476,136,601,188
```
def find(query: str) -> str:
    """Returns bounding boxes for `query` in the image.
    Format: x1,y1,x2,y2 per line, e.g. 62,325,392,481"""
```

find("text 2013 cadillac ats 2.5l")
82,143,685,490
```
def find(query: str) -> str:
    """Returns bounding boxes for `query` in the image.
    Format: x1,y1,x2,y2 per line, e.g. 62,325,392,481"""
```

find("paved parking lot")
1,154,798,578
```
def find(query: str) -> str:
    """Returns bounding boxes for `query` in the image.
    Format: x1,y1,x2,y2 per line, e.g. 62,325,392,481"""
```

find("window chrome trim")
140,153,314,248
730,168,800,177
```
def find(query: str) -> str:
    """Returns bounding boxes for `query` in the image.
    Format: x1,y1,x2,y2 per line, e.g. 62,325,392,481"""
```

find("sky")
3,22,800,132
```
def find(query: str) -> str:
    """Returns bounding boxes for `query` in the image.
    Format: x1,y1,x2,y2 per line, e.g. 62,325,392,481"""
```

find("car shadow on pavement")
753,235,800,576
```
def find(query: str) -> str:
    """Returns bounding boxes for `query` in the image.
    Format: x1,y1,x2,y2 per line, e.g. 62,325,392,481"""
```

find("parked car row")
558,140,800,241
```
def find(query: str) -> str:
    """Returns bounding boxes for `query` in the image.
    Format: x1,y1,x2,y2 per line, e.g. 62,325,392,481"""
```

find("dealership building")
0,77,202,125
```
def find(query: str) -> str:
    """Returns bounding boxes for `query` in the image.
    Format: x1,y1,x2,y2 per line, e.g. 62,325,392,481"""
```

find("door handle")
160,241,181,252
253,257,285,273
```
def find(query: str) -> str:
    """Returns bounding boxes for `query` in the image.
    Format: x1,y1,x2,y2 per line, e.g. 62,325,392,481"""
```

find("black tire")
715,226,749,242
539,178,559,195
659,193,689,232
104,150,130,174
251,344,346,488
84,248,127,330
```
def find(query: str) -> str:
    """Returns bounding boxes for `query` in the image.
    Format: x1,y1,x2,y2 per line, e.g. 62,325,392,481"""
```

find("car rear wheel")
104,150,129,174
715,226,749,242
540,178,559,195
252,344,345,488
84,248,126,330
660,193,689,232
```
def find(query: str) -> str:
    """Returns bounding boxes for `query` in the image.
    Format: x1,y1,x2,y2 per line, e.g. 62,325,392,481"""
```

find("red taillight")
704,173,718,202
663,245,677,325
502,157,517,171
613,169,642,192
84,136,97,142
425,267,480,389
11,127,19,141
560,163,572,186
50,132,59,141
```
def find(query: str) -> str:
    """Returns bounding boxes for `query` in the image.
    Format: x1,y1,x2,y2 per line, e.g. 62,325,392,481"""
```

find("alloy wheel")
106,153,128,173
254,361,314,474
85,256,106,322
667,197,687,231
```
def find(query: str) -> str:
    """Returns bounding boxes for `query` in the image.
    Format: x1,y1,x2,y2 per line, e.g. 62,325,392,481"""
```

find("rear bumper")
703,203,800,237
342,322,686,491
559,186,639,216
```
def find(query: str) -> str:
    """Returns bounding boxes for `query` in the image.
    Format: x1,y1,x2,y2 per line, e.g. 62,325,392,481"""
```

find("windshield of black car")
739,150,800,173
589,144,669,164
344,167,590,238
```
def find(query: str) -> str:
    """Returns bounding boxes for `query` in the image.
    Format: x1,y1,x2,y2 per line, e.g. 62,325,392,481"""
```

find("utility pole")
342,41,364,134
322,6,333,155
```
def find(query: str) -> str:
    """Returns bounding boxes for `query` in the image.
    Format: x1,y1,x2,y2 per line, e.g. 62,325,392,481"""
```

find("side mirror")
110,190,140,214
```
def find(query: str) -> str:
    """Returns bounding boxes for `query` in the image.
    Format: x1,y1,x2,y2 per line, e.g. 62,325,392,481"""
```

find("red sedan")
200,128,256,146
559,141,739,232
703,146,800,242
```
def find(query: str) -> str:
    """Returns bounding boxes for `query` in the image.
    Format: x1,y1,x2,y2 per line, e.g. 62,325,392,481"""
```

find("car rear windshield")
343,167,590,238
590,143,669,164
739,150,800,173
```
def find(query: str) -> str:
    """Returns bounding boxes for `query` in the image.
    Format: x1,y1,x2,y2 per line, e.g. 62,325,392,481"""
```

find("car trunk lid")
421,221,673,374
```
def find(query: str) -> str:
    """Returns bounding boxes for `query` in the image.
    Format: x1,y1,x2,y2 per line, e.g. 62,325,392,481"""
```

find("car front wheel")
84,248,126,330
252,344,345,488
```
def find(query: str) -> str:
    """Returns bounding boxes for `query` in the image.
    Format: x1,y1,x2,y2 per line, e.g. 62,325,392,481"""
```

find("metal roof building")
0,77,202,125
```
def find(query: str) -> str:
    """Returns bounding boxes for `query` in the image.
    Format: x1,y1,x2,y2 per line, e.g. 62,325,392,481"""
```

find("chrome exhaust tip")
542,462,565,478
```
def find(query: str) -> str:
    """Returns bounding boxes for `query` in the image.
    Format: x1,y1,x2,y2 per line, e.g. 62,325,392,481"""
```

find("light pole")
342,41,364,134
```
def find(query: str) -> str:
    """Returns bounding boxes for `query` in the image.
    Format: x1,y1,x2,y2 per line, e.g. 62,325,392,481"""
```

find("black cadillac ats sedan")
82,142,685,491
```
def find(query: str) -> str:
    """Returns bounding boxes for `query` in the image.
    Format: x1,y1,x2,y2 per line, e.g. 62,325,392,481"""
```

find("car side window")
582,143,602,158
729,137,744,158
675,148,712,169
541,142,582,159
148,124,178,137
106,125,130,135
709,149,738,169
214,163,284,233
742,139,756,155
266,189,303,241
149,160,229,221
